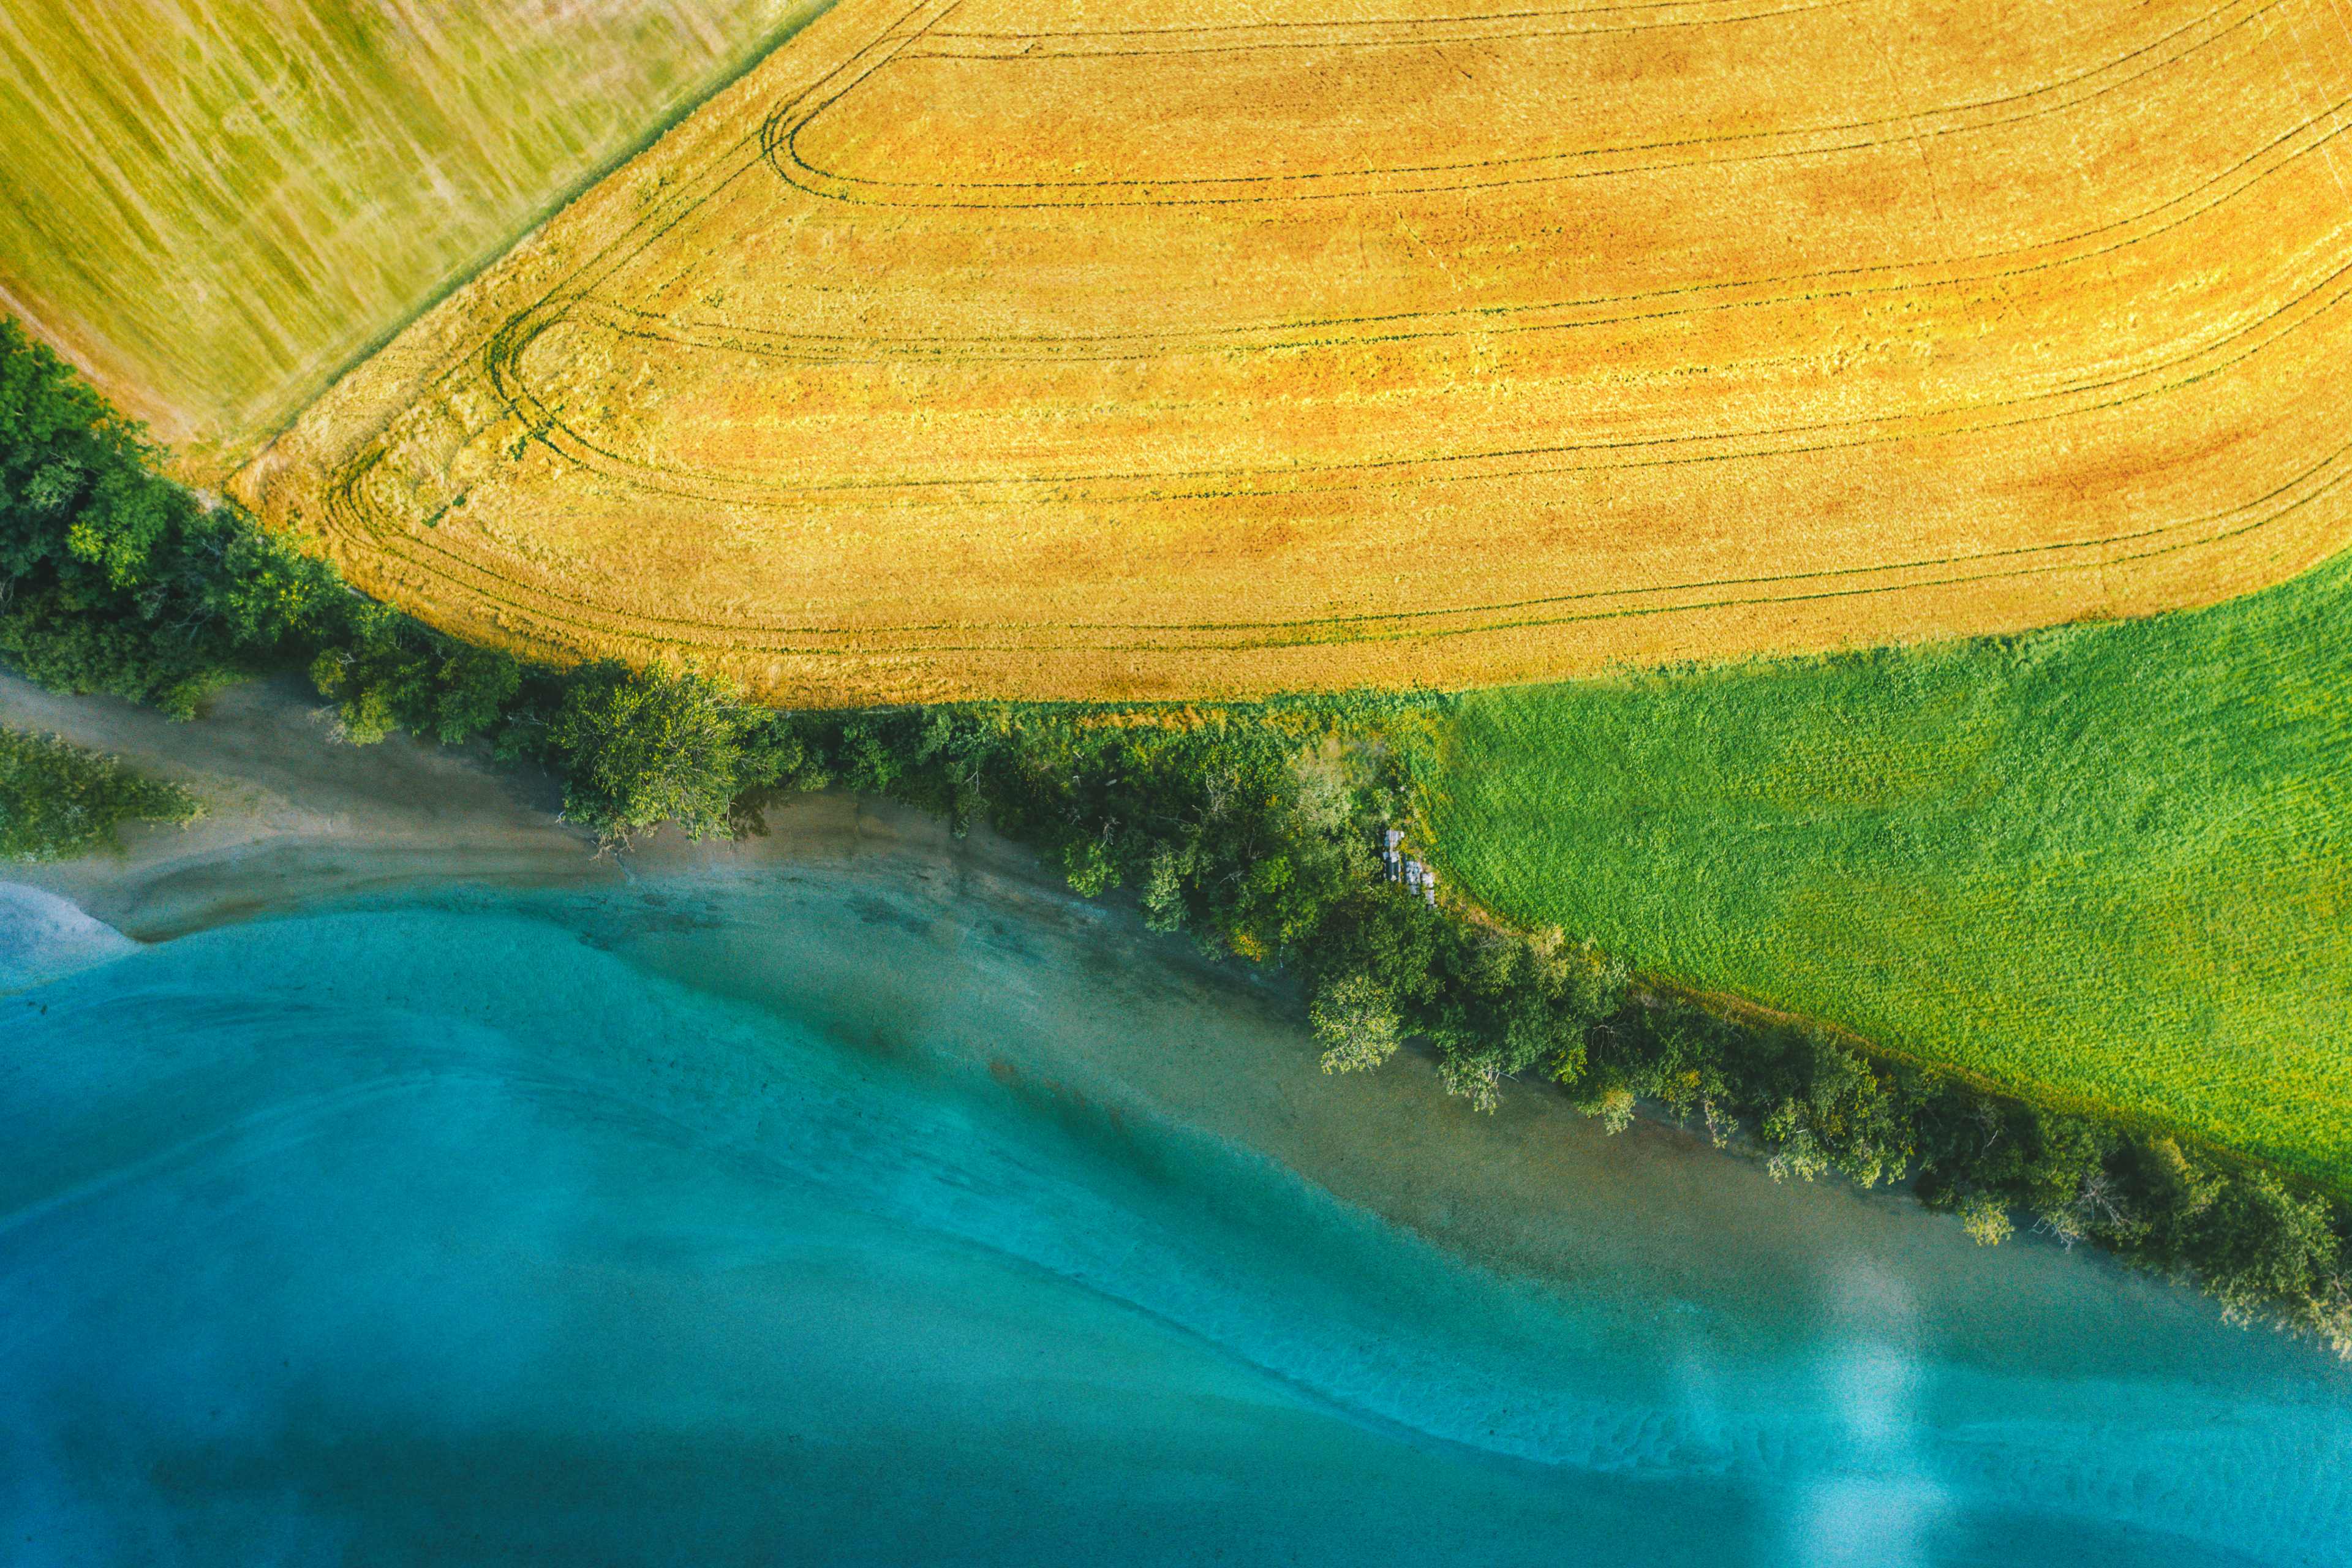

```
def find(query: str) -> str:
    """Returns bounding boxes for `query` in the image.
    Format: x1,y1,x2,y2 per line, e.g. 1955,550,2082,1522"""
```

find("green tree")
838,721,902,793
1061,834,1120,897
1138,842,1192,932
1959,1191,2015,1246
545,662,744,842
433,646,522,744
1436,1046,1506,1112
1311,973,1403,1074
2190,1170,2341,1322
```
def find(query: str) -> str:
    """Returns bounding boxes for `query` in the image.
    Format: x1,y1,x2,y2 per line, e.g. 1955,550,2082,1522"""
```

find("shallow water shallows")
3,869,2348,1567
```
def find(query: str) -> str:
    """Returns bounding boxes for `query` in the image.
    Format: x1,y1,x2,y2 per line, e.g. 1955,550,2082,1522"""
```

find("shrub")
0,727,200,860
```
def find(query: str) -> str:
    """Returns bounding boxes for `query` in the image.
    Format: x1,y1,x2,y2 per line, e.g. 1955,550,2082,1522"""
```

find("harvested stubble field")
0,0,827,477
1429,553,2352,1190
240,0,2352,704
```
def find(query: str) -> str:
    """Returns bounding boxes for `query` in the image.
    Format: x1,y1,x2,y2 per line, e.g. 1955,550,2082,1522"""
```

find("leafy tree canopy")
546,661,743,842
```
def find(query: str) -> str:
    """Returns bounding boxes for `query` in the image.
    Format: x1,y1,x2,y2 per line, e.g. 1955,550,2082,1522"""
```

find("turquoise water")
4,877,2349,1566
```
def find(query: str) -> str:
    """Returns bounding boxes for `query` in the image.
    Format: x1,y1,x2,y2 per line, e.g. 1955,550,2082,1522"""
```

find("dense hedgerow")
3,316,2345,1354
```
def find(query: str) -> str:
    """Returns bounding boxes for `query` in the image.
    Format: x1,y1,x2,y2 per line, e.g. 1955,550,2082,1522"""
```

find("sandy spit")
0,670,1045,942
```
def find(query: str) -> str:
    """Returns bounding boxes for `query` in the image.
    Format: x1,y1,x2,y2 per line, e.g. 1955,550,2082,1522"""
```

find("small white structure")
1420,867,1439,906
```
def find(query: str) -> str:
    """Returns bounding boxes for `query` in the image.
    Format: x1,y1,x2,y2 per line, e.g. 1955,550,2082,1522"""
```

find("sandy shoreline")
8,666,2342,1399
1,671,590,937
0,670,1060,941
0,669,1920,1295
8,688,2348,1562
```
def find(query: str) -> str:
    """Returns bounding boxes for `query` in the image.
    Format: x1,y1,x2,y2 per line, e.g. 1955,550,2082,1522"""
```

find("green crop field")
1428,554,2352,1190
0,0,824,476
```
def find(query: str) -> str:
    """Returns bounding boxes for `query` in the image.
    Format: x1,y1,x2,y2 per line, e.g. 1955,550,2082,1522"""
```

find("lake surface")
4,859,2348,1567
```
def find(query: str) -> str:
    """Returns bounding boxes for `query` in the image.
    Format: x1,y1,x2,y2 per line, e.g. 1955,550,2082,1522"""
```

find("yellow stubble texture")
236,0,2352,704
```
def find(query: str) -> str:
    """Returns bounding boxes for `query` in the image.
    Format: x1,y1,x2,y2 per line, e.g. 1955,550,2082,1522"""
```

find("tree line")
3,315,2345,1354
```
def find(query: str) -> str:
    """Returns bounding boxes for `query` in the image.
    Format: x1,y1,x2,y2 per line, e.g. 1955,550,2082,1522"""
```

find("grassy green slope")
1429,556,2352,1186
0,0,824,473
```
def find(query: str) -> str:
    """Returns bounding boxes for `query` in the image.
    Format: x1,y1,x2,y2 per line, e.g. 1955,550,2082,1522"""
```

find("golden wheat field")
237,0,2352,705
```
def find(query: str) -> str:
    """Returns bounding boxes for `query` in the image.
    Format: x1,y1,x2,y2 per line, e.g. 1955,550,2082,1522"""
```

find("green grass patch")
0,728,200,861
0,0,827,470
1428,556,2352,1189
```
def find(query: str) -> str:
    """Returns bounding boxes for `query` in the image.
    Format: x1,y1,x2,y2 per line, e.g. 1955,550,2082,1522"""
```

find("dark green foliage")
0,726,200,860
0,317,742,847
2133,1149,2343,1327
1578,1011,1735,1140
1,319,349,713
309,606,526,748
545,662,745,842
1310,973,1403,1074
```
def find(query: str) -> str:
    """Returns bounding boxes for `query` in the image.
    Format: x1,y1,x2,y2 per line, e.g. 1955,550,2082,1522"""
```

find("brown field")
236,0,2352,705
